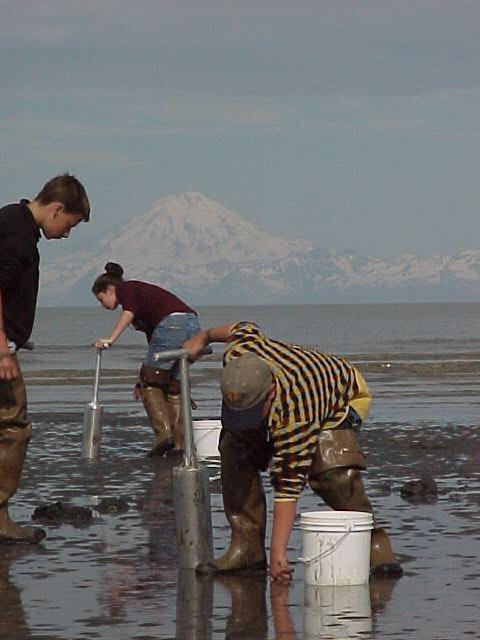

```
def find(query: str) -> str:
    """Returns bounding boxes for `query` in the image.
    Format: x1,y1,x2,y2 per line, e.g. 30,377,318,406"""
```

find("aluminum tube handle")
82,347,104,460
91,348,102,406
154,348,191,363
153,346,212,362
155,347,215,567
154,349,196,467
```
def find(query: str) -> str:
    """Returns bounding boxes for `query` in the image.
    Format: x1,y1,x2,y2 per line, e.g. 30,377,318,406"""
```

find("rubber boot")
166,392,198,453
166,394,183,452
370,528,403,577
197,430,267,574
0,375,46,545
0,502,45,545
309,467,402,577
142,386,174,457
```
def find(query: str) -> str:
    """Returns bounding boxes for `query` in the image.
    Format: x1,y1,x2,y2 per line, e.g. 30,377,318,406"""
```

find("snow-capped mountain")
38,192,480,305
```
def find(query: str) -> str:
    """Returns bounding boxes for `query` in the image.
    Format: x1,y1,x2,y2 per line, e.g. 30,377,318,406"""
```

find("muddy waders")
140,365,188,457
197,429,267,573
0,370,46,544
142,385,175,457
308,426,402,577
166,393,183,451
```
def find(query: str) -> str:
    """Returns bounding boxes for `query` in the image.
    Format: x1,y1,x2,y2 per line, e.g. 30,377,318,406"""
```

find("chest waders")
197,428,268,574
139,365,175,457
142,387,174,458
0,366,46,543
308,426,403,577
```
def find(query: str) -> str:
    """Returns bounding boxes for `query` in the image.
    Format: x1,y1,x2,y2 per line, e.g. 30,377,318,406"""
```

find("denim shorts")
145,312,201,378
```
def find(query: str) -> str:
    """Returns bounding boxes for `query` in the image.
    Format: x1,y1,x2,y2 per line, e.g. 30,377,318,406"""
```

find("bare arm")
183,323,234,360
270,500,297,582
95,309,134,349
0,289,18,380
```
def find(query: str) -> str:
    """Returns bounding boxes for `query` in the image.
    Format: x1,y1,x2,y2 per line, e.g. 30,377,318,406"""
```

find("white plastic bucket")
299,510,373,586
193,420,221,458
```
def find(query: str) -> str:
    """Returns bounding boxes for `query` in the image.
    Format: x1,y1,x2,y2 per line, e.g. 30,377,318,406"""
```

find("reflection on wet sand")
369,576,399,620
176,572,270,640
217,574,269,640
140,453,180,561
172,572,397,640
10,407,479,638
176,571,213,640
0,547,33,640
6,323,480,638
303,583,372,638
270,582,298,640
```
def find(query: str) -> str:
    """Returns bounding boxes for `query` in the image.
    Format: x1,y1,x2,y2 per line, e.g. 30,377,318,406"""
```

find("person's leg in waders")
144,312,201,457
0,362,46,543
308,411,402,577
197,428,268,573
164,377,183,452
139,365,175,457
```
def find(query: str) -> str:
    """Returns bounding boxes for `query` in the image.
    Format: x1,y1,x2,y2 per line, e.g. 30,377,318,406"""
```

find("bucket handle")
298,527,352,565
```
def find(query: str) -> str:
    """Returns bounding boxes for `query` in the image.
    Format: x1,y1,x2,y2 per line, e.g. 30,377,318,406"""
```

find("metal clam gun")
81,346,106,460
154,348,213,569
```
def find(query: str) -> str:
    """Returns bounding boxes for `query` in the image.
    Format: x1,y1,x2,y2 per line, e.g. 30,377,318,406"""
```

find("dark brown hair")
91,262,124,295
35,173,90,220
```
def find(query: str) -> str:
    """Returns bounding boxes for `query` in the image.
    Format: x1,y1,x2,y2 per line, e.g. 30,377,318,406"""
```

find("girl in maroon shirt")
92,262,201,456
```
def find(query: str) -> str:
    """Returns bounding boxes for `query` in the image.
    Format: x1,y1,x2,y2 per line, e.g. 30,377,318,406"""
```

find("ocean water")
3,303,480,639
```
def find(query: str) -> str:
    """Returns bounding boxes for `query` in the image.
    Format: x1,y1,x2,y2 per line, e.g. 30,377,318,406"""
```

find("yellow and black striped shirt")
224,322,371,502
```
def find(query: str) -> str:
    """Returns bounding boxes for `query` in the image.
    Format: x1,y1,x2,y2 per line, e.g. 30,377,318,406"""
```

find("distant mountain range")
39,192,480,305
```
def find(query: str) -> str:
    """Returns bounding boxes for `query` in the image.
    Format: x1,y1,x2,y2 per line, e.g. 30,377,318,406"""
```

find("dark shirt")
117,280,196,342
0,200,40,348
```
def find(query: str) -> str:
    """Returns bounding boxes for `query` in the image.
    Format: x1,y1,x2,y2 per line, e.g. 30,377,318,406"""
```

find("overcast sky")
1,0,479,258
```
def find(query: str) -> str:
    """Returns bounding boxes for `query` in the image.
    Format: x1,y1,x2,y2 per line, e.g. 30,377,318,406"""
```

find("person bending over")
92,262,201,456
184,321,403,582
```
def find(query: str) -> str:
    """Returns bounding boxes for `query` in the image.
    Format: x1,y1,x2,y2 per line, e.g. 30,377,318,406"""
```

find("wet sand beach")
2,304,480,639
